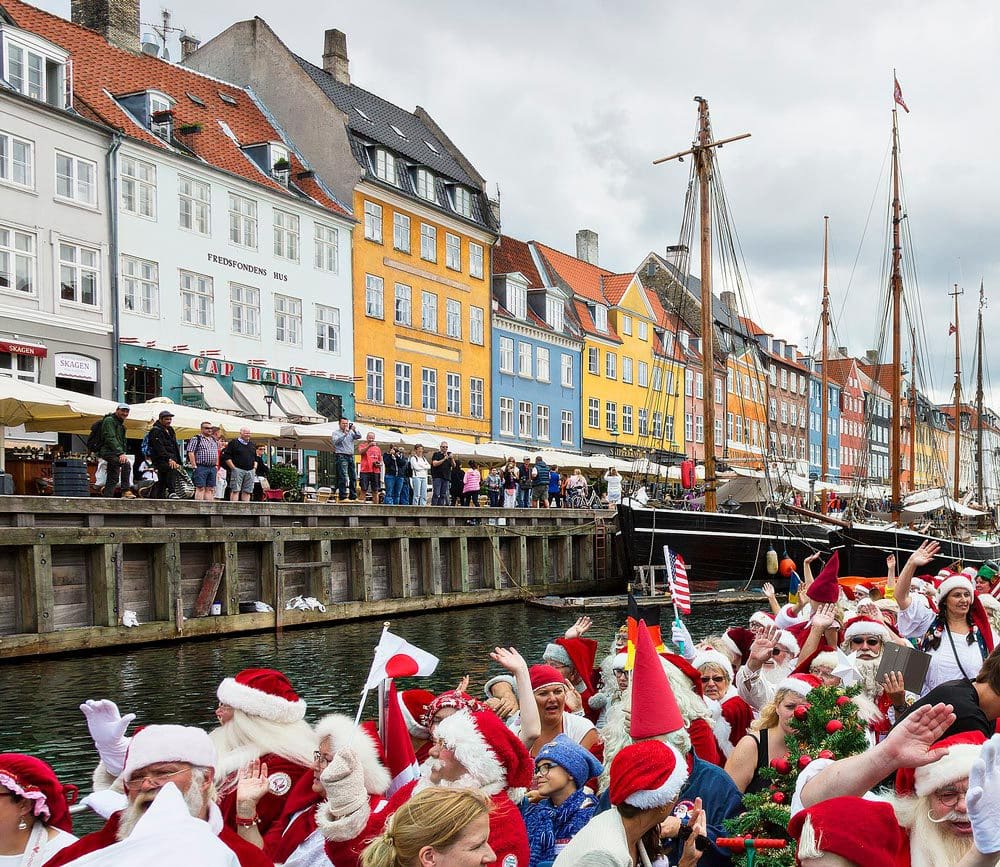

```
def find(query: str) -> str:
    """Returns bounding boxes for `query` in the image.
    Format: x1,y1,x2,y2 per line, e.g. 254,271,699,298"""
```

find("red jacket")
42,810,272,867
217,752,312,836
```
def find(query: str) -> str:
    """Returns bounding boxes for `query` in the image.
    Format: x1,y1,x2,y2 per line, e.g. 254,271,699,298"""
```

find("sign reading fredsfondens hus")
207,252,288,282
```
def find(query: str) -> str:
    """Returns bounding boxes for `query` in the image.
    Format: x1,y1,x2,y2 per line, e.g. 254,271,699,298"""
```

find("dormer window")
270,143,290,183
372,148,395,184
506,280,527,320
2,29,69,108
451,186,473,218
593,304,608,333
679,330,689,350
546,296,564,332
147,91,174,141
414,169,435,202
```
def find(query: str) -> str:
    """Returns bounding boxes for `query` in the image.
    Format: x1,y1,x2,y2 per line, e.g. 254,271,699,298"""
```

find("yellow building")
533,241,686,457
354,183,495,439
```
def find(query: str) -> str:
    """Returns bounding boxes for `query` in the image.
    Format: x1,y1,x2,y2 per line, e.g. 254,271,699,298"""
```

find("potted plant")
272,158,291,173
268,463,302,501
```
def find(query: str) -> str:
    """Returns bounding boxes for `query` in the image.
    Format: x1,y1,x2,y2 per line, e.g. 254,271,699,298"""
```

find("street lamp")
263,382,277,419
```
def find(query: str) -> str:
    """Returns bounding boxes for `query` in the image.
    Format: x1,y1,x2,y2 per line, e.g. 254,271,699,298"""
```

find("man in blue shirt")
330,418,361,501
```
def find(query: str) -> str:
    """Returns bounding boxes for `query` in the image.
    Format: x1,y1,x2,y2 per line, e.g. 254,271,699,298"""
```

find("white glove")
671,621,696,659
80,699,136,776
320,749,368,815
968,734,1000,854
80,788,128,819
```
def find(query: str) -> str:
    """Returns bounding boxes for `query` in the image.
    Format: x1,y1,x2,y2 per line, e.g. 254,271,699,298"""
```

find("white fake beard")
893,795,978,867
116,783,205,841
209,710,316,783
760,661,794,686
416,758,481,793
852,656,883,698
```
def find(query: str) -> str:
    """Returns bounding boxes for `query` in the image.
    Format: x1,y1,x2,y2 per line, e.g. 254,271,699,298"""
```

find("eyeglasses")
935,787,968,807
772,647,790,657
849,636,883,647
313,751,334,769
534,762,558,776
128,766,190,788
700,675,727,684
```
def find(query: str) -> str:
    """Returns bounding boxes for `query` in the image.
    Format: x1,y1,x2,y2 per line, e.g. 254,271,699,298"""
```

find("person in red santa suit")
236,713,391,867
692,649,754,758
397,689,436,763
396,707,533,867
43,724,271,867
211,667,317,834
0,753,77,863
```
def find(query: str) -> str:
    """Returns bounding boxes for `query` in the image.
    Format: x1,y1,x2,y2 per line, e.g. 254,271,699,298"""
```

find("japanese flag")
363,629,439,690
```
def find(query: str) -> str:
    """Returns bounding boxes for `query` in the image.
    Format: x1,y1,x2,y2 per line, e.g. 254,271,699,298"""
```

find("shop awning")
232,381,287,421
274,388,323,422
181,373,245,415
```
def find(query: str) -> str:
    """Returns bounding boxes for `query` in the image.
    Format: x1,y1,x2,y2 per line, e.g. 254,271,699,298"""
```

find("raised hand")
236,758,270,814
967,735,1000,855
80,699,136,775
886,553,896,572
883,702,956,770
564,615,592,639
454,675,470,695
762,582,776,598
805,551,822,566
881,671,906,708
810,602,837,632
748,624,779,670
490,646,527,674
563,682,583,713
679,797,706,867
906,540,940,570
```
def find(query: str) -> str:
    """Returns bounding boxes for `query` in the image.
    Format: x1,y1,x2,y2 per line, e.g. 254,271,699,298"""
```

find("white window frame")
121,254,158,317
394,283,412,326
0,132,33,190
594,304,608,332
605,352,617,380
393,212,410,253
561,353,573,388
366,356,384,403
621,314,632,336
588,398,600,429
537,405,550,441
178,174,211,235
561,410,574,445
446,372,461,414
274,294,302,345
120,155,156,219
422,291,438,332
445,232,461,271
0,225,35,295
518,342,532,378
518,401,532,439
536,346,550,383
622,404,633,435
0,350,39,382
228,193,257,249
446,298,462,339
546,296,564,331
421,367,437,411
638,320,648,341
395,362,411,407
500,397,514,436
314,222,339,272
230,282,260,337
587,347,599,375
365,274,384,319
451,186,473,217
470,377,484,419
637,361,648,387
315,303,341,354
415,169,435,202
507,282,527,320
606,401,617,433
364,201,383,242
273,209,299,262
5,38,64,105
470,242,484,279
420,223,437,262
55,151,96,206
622,356,633,384
499,337,514,373
58,241,100,307
638,409,648,436
470,306,485,345
180,269,213,328
373,148,395,184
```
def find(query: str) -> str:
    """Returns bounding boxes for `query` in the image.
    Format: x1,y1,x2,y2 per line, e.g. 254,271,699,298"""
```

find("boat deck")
527,590,763,611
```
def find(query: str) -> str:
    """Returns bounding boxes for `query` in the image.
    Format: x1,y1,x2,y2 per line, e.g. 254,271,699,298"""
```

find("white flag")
363,629,439,690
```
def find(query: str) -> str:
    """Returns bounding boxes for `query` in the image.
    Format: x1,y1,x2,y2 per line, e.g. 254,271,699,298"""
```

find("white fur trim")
749,611,775,627
718,633,741,662
843,619,891,642
434,711,504,789
623,743,688,808
692,650,734,680
936,575,975,605
704,695,734,758
914,743,982,797
613,653,628,669
543,643,572,667
217,677,306,724
776,630,800,657
314,799,371,842
777,677,814,697
314,714,391,795
979,593,1000,611
122,725,217,782
809,652,839,673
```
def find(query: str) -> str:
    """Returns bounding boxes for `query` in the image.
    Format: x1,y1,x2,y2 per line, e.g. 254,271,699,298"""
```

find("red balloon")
798,754,813,769
825,719,844,734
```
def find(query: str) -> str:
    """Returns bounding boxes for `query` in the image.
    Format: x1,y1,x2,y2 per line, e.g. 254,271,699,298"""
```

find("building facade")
491,235,582,452
806,359,841,481
860,370,891,483
0,18,114,418
822,356,865,482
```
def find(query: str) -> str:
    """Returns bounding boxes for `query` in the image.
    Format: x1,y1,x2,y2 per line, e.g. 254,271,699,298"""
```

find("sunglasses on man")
849,636,883,647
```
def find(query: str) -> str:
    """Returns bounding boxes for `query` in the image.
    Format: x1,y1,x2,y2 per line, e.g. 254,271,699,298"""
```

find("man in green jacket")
99,404,135,498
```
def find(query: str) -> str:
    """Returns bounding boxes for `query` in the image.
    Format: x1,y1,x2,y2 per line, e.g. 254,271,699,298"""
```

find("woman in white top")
603,468,623,505
893,540,997,695
408,444,431,506
0,754,77,866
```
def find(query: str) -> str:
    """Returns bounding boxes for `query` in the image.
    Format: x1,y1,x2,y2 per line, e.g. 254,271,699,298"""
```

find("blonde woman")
362,788,494,867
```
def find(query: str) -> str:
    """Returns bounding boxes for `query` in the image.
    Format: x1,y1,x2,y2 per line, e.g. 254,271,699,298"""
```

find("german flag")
625,592,665,669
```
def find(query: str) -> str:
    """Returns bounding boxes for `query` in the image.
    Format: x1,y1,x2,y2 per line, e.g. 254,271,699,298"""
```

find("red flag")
383,681,420,796
665,546,691,615
949,323,957,335
894,76,910,113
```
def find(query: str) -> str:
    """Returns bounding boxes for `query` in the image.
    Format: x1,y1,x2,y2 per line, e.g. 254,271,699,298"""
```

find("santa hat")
420,690,485,729
122,725,217,783
398,689,434,740
808,552,841,603
535,734,603,788
529,664,566,692
895,731,986,797
609,741,688,808
691,649,734,681
434,708,533,802
0,754,76,833
842,615,891,643
776,630,801,657
807,651,839,674
789,797,909,867
937,574,975,605
314,714,391,795
543,637,597,694
749,611,776,628
630,620,684,739
962,566,979,579
612,653,628,670
777,673,821,698
217,668,306,724
723,627,754,663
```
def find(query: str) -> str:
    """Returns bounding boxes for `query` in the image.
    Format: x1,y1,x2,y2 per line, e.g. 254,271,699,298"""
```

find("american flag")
664,545,691,615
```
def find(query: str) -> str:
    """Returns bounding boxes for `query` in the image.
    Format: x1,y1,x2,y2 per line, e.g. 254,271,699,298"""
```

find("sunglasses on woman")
700,675,727,684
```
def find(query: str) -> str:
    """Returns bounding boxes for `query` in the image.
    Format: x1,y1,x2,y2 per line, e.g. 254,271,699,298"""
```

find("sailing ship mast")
950,283,963,500
909,327,917,494
976,281,986,505
653,99,750,513
889,110,903,522
820,216,830,513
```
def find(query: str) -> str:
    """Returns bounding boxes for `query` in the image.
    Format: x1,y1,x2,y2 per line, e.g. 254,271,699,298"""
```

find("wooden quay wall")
0,498,617,659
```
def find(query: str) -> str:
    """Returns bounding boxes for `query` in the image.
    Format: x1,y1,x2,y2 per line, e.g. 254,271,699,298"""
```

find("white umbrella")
124,399,284,440
277,420,406,450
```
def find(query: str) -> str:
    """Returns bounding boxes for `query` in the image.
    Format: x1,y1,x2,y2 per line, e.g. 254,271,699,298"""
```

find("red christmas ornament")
793,704,811,720
818,749,835,760
798,754,813,769
825,719,844,734
836,696,851,707
771,790,786,804
770,757,791,775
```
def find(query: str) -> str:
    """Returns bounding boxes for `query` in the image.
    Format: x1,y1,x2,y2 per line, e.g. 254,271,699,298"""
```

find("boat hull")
832,525,1000,575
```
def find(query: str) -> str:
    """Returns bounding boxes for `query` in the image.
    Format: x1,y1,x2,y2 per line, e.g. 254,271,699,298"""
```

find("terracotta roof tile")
572,299,621,342
493,235,544,288
601,273,633,306
533,242,613,304
0,0,350,219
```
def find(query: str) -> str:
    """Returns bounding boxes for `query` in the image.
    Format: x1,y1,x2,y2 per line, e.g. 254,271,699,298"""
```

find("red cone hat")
630,618,684,740
808,551,841,604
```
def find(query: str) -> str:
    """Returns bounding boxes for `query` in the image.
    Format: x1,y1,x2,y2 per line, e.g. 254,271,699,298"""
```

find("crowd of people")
9,541,1000,865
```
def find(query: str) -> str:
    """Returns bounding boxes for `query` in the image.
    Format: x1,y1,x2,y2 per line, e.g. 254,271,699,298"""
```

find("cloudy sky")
37,1,1000,404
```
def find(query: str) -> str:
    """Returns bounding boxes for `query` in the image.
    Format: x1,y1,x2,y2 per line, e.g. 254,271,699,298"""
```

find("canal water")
0,600,757,826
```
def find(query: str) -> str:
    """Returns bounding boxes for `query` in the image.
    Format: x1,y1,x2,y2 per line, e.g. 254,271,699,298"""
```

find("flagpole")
354,621,391,729
664,545,685,655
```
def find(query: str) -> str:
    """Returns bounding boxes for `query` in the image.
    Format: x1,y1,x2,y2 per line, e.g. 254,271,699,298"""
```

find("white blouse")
897,598,988,695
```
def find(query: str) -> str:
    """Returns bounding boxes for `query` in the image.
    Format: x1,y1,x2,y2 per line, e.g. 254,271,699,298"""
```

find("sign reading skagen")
206,253,288,282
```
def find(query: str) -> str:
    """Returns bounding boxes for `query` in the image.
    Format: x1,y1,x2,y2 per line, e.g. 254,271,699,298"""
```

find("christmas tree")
721,683,870,867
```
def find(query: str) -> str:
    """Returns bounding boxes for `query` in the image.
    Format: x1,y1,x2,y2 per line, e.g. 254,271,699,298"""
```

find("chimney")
576,229,599,265
865,349,878,366
488,196,501,228
664,244,689,269
837,345,849,358
720,290,737,313
72,0,140,52
323,29,350,85
179,32,200,60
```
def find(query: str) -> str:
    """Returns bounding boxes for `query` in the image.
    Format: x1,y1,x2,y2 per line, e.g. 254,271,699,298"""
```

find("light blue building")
808,359,841,481
491,235,583,452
